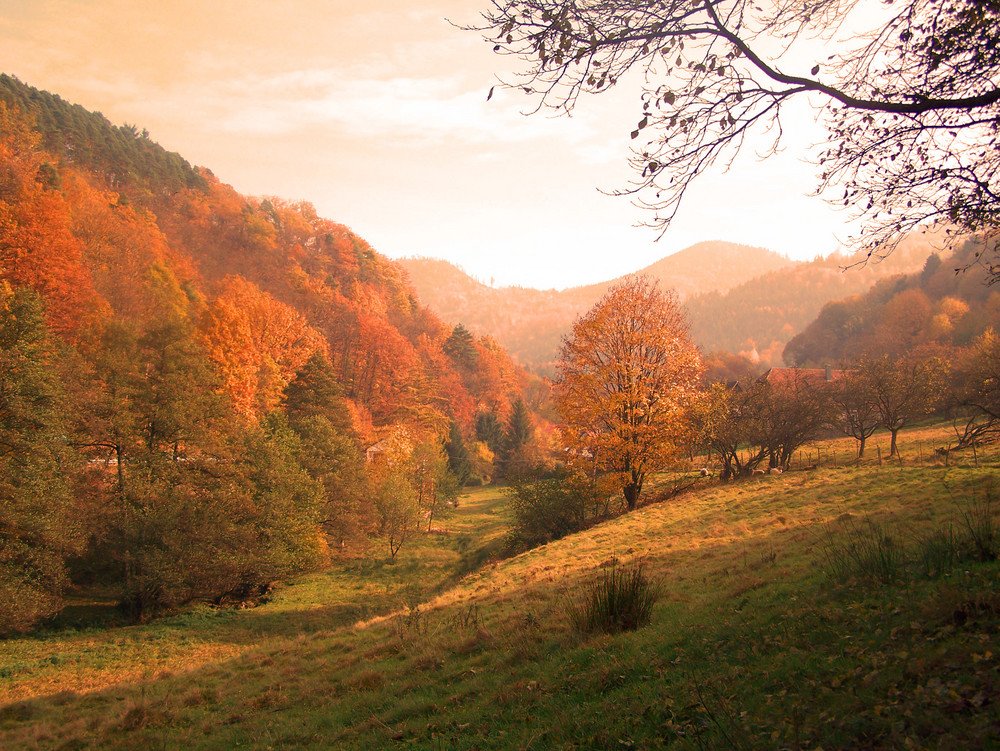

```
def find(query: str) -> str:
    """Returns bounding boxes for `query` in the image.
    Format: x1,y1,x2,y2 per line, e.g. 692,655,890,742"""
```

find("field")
2,424,999,749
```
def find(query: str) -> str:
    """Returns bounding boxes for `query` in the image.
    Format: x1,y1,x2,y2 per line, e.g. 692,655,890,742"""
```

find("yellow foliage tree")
555,276,702,510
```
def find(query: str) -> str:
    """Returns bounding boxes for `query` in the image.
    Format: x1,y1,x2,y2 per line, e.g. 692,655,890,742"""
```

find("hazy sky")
0,0,857,289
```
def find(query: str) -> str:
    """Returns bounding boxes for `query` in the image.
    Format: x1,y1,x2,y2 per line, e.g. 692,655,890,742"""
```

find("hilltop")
400,241,791,371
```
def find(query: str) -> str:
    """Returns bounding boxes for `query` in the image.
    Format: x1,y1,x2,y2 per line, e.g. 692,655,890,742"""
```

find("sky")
0,0,860,289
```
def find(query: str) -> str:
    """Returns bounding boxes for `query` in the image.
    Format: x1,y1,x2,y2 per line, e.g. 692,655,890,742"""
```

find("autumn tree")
556,276,702,510
475,0,1000,266
861,354,947,457
946,329,1000,449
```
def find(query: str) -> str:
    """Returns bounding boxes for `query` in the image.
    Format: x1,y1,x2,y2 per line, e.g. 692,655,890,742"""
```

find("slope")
2,424,998,749
784,236,1000,365
0,74,526,437
686,234,938,365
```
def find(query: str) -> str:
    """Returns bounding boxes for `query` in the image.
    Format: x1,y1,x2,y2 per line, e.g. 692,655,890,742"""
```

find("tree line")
507,273,1000,551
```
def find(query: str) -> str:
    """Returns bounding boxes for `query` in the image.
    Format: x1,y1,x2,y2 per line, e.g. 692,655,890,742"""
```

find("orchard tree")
862,354,948,456
829,368,881,458
556,276,702,509
474,0,1000,268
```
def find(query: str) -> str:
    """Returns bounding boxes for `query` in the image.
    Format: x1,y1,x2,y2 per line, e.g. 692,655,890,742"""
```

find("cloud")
150,66,600,150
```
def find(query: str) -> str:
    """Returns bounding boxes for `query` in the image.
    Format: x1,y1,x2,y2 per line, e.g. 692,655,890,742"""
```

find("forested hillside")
685,237,937,366
0,75,540,632
784,239,1000,365
400,241,789,371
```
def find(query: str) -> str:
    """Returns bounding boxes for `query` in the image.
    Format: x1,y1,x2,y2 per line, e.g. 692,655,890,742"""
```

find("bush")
505,467,614,552
567,558,661,634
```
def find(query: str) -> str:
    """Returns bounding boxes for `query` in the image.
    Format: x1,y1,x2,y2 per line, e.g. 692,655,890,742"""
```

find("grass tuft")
567,557,660,635
821,515,907,586
959,489,998,562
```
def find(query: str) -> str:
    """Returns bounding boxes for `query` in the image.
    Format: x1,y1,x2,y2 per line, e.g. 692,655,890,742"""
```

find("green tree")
0,284,85,634
475,409,506,461
283,351,354,434
444,420,473,486
409,439,459,532
115,415,325,618
283,354,372,551
290,415,372,552
444,323,478,368
505,397,534,463
375,470,420,561
475,0,1000,266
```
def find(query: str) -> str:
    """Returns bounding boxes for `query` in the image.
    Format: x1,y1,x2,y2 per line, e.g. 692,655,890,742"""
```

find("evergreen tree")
444,420,473,486
475,409,506,457
283,351,354,434
505,398,533,459
444,323,478,368
0,284,85,634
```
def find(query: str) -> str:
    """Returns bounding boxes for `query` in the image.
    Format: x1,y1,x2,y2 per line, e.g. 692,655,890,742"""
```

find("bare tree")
829,368,880,458
861,354,947,456
473,0,1000,268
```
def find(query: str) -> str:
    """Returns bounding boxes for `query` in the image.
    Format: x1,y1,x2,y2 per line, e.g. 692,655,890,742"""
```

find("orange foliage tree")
0,104,98,336
556,276,702,510
199,276,327,418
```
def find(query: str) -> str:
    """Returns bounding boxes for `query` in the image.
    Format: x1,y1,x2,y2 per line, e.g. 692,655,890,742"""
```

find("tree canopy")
474,0,1000,267
556,276,702,509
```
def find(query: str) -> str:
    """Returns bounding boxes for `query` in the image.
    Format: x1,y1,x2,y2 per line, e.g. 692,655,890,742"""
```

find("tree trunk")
858,436,866,459
889,428,899,457
623,484,639,510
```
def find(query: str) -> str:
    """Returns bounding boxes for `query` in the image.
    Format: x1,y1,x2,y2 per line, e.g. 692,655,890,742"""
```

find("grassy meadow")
2,423,999,749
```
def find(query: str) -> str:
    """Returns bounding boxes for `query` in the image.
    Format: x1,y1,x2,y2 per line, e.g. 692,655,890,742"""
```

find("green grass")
2,424,999,749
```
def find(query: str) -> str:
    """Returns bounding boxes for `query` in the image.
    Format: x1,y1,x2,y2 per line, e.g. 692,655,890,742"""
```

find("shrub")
504,468,588,551
568,558,661,635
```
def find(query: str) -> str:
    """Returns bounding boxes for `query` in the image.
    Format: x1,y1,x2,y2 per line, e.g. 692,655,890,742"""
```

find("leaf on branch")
811,64,820,76
487,86,495,102
631,130,640,140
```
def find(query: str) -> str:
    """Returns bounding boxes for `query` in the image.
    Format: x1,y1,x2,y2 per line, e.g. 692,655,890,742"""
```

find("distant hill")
400,239,932,372
685,235,937,365
399,241,791,371
783,237,1000,365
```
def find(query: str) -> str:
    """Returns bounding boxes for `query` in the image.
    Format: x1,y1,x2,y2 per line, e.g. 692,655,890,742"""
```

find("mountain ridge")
399,241,793,371
399,239,931,372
